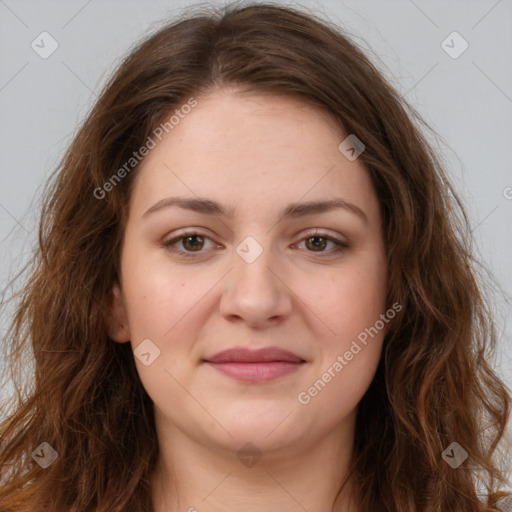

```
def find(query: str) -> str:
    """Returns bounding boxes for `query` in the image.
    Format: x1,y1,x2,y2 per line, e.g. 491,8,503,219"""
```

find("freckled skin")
108,89,388,512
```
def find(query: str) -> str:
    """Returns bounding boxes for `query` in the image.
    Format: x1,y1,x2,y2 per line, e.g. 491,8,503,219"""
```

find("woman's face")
109,89,388,456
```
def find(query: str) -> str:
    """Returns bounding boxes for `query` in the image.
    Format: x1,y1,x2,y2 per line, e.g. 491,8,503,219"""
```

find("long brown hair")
1,3,510,511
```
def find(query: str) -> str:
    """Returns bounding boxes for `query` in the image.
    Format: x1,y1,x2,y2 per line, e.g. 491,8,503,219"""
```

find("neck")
150,411,360,512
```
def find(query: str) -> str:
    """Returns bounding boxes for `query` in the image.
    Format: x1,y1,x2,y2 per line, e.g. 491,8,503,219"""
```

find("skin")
108,88,388,512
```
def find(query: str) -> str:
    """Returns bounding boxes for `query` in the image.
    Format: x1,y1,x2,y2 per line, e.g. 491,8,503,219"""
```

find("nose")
219,240,293,328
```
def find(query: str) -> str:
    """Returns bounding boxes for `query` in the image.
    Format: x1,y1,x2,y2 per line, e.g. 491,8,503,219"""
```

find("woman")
0,3,510,511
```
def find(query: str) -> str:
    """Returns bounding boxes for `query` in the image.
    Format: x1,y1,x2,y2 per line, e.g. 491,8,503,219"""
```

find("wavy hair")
1,3,510,511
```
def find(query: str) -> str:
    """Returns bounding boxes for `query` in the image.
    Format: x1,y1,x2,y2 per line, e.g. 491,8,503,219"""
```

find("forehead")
169,89,344,156
128,89,380,223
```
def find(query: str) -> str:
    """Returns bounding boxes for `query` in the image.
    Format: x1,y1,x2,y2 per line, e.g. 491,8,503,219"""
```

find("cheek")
305,347,382,420
295,258,387,343
121,244,203,340
296,286,385,418
119,251,204,401
294,255,387,413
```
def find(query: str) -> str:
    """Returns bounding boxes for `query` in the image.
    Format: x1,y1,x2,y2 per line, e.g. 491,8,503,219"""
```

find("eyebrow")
142,196,368,223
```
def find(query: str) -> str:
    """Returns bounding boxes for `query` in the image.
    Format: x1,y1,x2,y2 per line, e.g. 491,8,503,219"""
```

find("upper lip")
204,347,304,364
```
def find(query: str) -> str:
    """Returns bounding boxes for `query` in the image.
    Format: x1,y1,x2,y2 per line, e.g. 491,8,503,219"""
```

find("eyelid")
162,229,220,257
294,229,349,255
162,229,349,257
300,229,349,245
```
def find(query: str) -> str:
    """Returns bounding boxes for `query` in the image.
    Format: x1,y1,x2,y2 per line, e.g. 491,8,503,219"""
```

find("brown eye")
305,236,328,252
296,231,349,257
163,231,217,257
181,234,205,252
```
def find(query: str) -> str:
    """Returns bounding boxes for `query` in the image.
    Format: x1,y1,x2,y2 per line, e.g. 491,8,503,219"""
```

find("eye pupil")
183,235,204,251
306,236,327,251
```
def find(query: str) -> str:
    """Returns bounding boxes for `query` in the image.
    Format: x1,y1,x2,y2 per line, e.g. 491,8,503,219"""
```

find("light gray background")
1,0,511,480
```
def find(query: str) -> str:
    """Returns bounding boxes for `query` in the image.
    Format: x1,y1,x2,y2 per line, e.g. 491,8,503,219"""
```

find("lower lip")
205,361,304,382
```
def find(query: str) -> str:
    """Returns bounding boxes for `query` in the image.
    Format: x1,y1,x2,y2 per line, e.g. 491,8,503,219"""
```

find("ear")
106,282,131,343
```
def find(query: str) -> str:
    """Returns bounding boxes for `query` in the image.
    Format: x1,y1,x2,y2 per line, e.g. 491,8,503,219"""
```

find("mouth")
203,347,306,383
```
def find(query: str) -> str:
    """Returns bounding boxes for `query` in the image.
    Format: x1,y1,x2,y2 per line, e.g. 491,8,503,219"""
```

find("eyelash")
162,230,349,258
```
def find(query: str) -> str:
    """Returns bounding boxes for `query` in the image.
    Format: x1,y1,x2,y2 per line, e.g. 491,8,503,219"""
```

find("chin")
200,405,306,451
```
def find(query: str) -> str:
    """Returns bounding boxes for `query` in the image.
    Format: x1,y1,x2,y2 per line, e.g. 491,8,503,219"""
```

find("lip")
203,347,306,383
